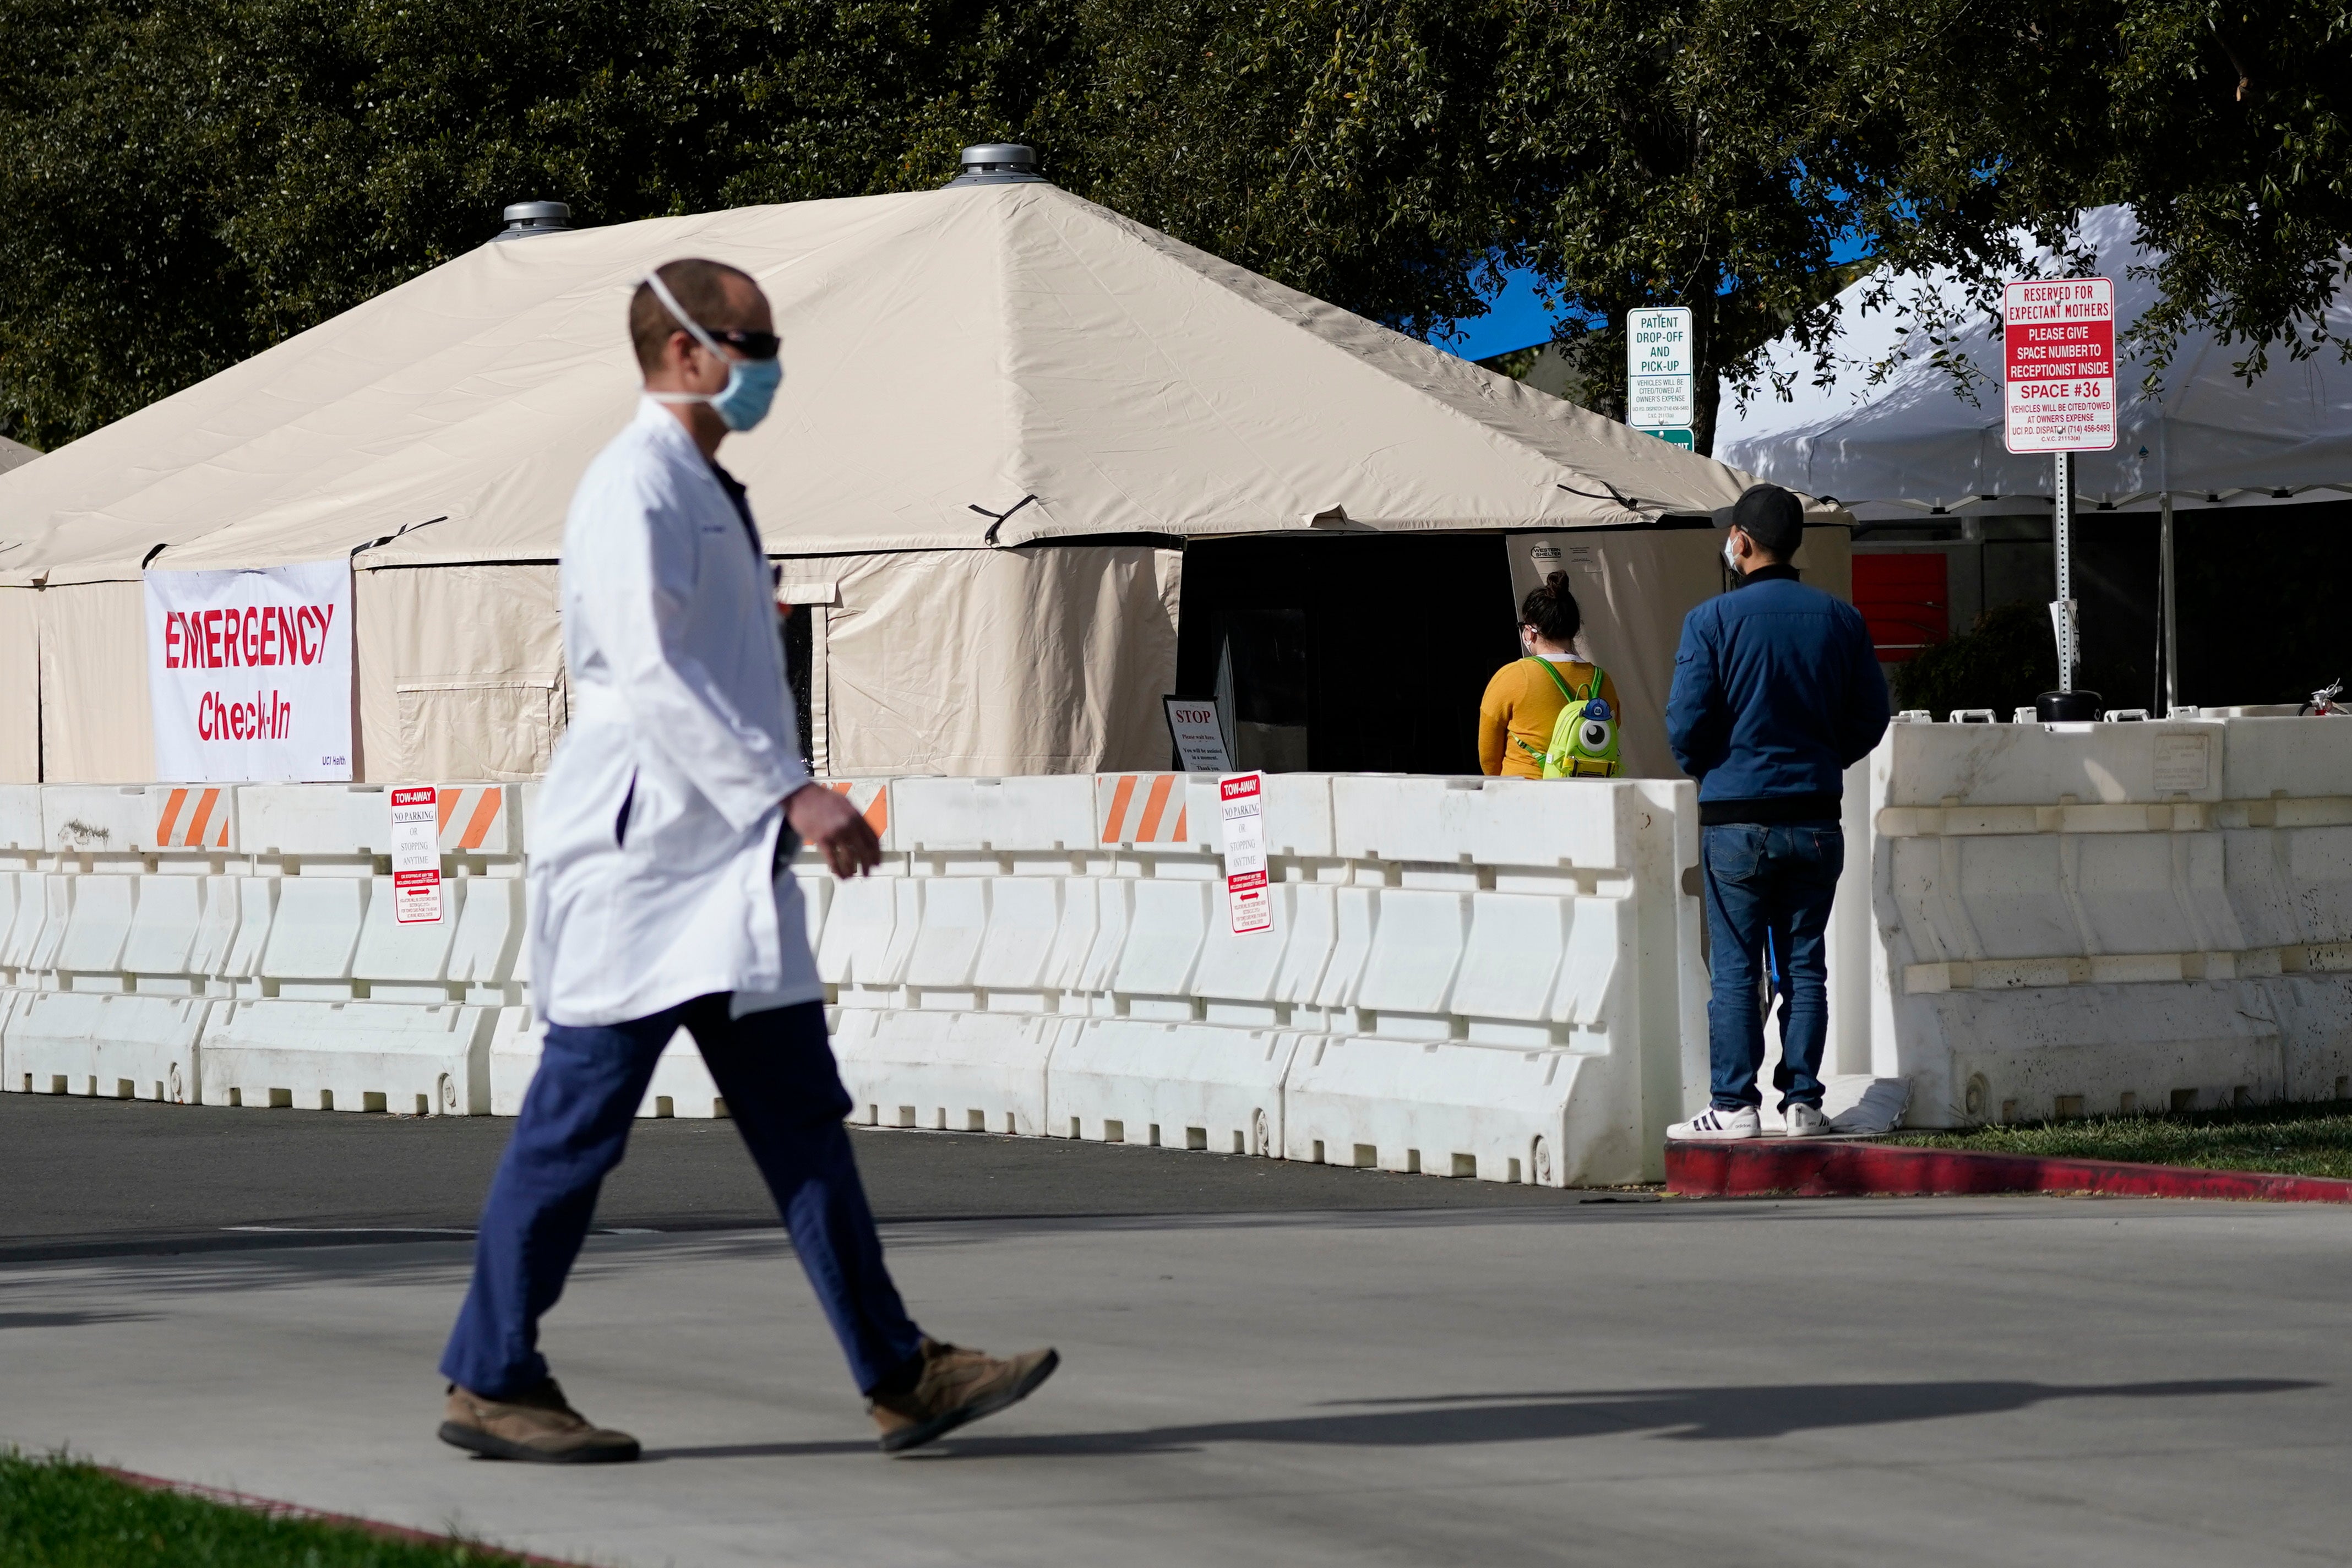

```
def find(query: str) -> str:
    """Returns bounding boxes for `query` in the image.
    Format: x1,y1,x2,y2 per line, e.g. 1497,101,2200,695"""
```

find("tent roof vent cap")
948,144,1045,186
495,200,573,241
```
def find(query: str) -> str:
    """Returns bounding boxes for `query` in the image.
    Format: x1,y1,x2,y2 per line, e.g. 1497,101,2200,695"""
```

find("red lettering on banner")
163,603,341,669
190,688,292,743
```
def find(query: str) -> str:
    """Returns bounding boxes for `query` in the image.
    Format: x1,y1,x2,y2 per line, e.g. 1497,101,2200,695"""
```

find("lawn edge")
1664,1138,2352,1203
94,1464,585,1566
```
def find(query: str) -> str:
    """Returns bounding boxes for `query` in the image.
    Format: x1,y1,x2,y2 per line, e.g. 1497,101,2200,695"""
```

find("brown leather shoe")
439,1378,640,1463
869,1338,1059,1454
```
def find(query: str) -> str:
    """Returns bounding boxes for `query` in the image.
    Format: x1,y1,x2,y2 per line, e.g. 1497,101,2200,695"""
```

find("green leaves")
0,0,1055,447
2,0,2346,451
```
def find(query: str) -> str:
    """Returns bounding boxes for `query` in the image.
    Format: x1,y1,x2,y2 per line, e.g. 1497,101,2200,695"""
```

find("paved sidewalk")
7,1194,2350,1566
0,1093,1581,1261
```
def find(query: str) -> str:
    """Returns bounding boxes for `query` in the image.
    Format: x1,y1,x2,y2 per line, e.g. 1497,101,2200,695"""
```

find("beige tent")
0,174,1842,783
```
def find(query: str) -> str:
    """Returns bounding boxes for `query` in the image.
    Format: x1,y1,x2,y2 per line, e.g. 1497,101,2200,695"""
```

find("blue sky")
1434,234,1878,361
1430,266,1557,361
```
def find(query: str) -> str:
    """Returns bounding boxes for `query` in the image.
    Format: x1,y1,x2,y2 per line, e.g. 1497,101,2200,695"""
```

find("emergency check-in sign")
1219,772,1273,936
143,559,353,782
389,787,443,924
2003,277,2116,453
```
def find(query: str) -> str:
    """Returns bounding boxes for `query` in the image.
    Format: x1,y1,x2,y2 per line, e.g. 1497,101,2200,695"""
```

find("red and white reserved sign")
1219,772,1273,937
389,786,443,924
144,559,353,781
2003,277,2117,454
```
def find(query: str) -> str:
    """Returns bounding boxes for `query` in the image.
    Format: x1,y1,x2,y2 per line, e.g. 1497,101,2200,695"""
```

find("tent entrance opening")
1175,535,1517,775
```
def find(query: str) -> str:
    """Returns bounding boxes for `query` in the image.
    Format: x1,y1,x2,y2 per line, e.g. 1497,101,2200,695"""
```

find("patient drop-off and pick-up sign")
1219,772,1273,937
2003,277,2116,454
1625,306,1695,432
389,787,443,924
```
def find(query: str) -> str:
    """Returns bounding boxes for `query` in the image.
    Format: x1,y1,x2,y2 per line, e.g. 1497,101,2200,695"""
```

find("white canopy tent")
1717,205,2352,710
0,437,36,478
1717,206,2352,510
0,173,1834,784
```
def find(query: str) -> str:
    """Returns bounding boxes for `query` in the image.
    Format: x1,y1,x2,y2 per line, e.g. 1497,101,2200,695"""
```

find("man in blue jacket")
1665,484,1889,1140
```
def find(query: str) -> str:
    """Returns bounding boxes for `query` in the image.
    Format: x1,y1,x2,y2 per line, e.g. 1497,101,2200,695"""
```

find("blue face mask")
710,356,782,431
641,271,783,432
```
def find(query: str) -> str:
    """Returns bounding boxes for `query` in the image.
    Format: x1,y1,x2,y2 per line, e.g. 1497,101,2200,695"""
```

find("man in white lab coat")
437,259,1057,1463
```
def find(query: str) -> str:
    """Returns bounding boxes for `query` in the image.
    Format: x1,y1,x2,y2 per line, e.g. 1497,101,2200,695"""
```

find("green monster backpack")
1513,658,1623,778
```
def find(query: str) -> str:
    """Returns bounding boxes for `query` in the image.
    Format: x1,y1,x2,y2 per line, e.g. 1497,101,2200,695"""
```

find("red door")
1852,552,1950,662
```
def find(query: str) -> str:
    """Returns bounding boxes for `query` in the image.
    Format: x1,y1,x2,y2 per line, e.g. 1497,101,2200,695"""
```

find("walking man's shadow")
645,1376,2314,1462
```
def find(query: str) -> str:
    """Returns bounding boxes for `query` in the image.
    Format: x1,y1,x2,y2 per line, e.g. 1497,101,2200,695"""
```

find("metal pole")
2160,493,2179,716
2054,450,2074,693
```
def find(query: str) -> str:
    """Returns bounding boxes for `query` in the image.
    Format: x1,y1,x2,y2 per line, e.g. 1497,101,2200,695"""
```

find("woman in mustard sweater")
1478,572,1622,778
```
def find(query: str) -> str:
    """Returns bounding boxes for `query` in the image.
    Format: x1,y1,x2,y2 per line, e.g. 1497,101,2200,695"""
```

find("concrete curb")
1664,1138,2352,1204
98,1466,581,1565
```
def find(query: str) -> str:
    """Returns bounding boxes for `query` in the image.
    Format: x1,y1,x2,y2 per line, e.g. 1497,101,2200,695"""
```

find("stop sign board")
2003,277,2117,453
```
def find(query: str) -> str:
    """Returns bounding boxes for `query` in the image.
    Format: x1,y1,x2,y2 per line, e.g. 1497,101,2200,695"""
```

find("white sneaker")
1667,1105,1761,1141
1784,1103,1836,1139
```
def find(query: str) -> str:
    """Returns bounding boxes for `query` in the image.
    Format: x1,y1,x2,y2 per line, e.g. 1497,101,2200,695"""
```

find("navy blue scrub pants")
440,997,924,1399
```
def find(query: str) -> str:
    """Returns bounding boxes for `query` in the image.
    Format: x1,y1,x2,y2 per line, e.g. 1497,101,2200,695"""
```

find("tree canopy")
2,0,2348,453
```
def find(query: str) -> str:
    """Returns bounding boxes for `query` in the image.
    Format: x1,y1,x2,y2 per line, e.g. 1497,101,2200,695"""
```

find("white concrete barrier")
1834,716,2352,1125
199,998,495,1113
260,874,369,994
835,770,1702,1185
445,875,527,994
1049,1020,1294,1153
238,783,394,861
117,872,207,981
44,785,164,857
4,772,1711,1191
6,990,207,1103
1284,1035,1608,1184
0,786,42,852
53,870,139,982
834,1008,1059,1135
895,775,1092,854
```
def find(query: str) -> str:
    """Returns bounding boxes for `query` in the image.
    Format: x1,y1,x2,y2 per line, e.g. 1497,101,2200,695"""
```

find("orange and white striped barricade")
154,785,237,852
1092,773,1209,851
434,783,522,856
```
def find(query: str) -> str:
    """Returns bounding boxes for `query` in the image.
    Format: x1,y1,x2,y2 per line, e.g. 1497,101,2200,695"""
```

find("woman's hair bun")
1520,569,1583,646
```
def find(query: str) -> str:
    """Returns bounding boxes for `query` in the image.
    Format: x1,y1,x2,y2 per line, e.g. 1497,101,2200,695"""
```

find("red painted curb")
1665,1138,2352,1205
97,1466,582,1565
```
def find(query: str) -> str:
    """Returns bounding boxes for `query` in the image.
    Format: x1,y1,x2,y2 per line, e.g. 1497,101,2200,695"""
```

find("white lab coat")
527,399,818,1027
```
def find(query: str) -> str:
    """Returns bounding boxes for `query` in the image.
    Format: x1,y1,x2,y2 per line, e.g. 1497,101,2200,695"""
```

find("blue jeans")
1702,822,1844,1112
440,997,924,1398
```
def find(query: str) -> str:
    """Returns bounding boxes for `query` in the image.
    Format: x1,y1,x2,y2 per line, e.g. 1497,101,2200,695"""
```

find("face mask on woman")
641,271,785,432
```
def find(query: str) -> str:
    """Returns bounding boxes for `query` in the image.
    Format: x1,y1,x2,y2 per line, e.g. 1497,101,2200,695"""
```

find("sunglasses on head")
703,327,781,361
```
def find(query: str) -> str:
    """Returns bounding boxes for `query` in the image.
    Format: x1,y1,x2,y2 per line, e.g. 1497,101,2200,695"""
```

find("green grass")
1888,1098,2352,1179
0,1452,546,1567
